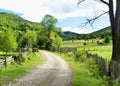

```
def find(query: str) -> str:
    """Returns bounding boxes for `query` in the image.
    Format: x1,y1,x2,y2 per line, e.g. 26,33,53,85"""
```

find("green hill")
61,27,111,40
0,12,42,31
0,12,111,41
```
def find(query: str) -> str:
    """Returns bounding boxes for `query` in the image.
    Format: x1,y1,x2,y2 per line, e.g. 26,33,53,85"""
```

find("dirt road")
3,50,72,86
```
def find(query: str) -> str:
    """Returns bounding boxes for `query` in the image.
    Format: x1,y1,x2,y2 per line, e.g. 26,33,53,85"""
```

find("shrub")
104,36,110,44
66,52,75,58
75,49,86,62
85,58,100,78
83,42,87,45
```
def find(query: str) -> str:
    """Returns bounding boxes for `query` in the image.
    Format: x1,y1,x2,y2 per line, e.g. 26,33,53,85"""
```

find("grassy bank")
56,52,108,86
0,52,45,85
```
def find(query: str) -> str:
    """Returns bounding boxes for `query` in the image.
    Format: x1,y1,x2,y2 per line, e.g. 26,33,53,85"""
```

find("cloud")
0,0,108,22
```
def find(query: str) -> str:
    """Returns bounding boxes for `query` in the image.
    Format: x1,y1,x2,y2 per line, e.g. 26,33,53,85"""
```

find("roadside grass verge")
0,52,45,85
56,52,108,86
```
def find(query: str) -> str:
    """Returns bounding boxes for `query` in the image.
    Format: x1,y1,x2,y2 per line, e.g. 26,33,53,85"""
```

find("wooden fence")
59,47,77,53
109,60,120,83
87,52,120,83
0,56,14,67
86,52,108,75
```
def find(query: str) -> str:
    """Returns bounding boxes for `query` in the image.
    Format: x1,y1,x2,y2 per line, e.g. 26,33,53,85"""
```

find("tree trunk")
109,0,120,85
111,0,120,62
5,51,7,68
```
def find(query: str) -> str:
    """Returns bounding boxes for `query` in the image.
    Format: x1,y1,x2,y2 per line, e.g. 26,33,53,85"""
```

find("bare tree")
78,0,120,63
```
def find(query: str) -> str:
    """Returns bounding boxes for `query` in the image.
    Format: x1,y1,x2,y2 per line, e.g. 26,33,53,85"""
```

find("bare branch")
95,0,109,6
77,0,85,5
100,0,109,5
79,11,109,28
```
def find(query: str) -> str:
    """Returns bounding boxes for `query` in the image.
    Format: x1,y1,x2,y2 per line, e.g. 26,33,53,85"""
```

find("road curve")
3,50,72,86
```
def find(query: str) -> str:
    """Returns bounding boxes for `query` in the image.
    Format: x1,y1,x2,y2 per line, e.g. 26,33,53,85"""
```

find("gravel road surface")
3,50,72,86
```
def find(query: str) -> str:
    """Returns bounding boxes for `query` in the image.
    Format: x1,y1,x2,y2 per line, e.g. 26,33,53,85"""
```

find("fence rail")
0,56,14,67
86,52,120,83
86,52,108,75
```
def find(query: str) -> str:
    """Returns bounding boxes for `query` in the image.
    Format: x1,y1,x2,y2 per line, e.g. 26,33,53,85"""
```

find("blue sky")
0,0,110,34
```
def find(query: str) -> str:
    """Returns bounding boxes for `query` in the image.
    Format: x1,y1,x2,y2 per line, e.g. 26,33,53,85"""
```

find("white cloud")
0,0,108,22
0,0,110,34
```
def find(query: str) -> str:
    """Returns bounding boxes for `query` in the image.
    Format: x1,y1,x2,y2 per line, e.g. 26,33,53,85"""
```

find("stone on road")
3,50,72,86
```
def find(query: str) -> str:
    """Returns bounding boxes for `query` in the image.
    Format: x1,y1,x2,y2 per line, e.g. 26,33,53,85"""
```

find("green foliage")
104,36,110,44
37,34,48,47
85,58,100,78
56,52,108,86
0,13,62,50
53,35,63,49
49,31,55,42
19,30,37,48
0,28,17,51
75,49,86,62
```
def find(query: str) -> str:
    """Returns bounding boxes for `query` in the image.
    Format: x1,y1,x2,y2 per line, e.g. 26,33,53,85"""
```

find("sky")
0,0,110,34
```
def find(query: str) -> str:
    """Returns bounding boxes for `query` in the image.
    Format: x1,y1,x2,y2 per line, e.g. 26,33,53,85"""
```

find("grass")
56,52,108,86
0,52,45,85
92,51,112,61
78,45,112,61
0,51,19,59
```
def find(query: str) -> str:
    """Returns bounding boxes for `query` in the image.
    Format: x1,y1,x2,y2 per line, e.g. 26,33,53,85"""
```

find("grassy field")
56,52,108,86
86,45,112,61
62,40,112,61
0,52,45,85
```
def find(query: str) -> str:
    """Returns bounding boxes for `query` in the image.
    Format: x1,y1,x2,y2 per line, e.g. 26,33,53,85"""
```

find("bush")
85,58,100,77
83,42,87,45
75,49,86,62
104,36,110,44
66,52,75,58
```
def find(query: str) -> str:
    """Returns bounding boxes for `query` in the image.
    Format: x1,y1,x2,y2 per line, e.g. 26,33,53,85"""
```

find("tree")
20,30,37,49
49,31,56,43
41,14,58,37
78,0,120,62
53,35,63,50
41,14,62,49
78,0,120,82
104,36,110,44
0,28,18,68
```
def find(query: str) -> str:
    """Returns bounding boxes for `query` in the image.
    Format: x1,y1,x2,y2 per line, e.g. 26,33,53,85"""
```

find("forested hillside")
0,12,43,31
61,26,111,40
0,13,62,50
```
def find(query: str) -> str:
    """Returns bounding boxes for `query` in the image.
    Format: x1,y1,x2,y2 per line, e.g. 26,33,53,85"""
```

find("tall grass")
0,52,45,85
56,51,108,86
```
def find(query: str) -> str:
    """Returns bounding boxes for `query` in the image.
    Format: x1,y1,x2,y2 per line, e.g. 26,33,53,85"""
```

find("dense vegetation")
0,12,62,50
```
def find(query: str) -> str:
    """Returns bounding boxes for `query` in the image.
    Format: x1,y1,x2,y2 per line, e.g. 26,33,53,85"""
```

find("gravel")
3,50,72,86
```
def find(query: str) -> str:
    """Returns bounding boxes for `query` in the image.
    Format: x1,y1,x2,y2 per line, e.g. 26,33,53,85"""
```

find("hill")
0,12,111,41
0,12,43,31
61,27,111,40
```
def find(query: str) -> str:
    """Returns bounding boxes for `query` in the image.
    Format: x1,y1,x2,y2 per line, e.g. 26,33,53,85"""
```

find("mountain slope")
61,27,111,40
0,12,42,31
